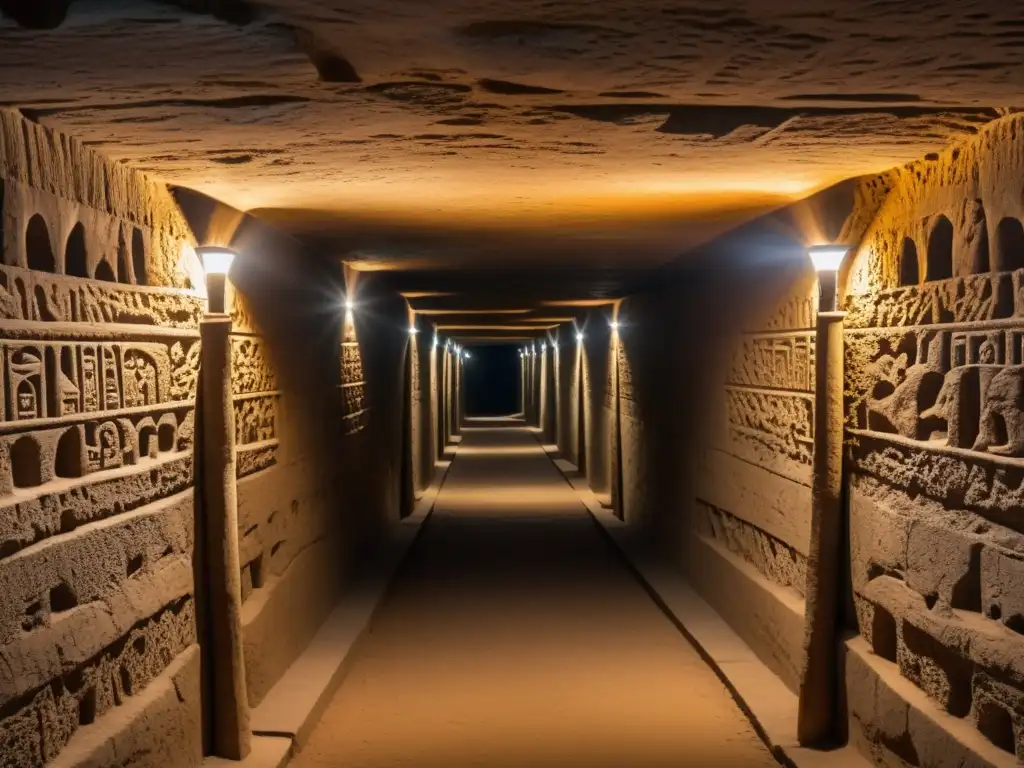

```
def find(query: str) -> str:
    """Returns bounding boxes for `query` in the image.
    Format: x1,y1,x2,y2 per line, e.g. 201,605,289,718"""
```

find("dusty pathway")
293,424,777,767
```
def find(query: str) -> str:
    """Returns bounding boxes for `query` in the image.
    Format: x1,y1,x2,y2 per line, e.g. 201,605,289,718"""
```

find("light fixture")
195,245,237,314
576,331,584,343
541,341,547,351
610,320,620,332
808,245,849,313
409,325,419,335
464,350,471,359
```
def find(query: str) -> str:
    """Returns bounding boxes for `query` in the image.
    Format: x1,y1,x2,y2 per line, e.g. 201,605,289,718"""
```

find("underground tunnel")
1,2,1024,767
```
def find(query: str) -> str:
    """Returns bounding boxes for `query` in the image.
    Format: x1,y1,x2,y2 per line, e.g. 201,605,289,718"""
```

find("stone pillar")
519,352,526,417
611,325,624,520
443,347,453,446
797,310,845,747
199,315,251,760
574,333,586,469
430,340,439,465
457,353,465,431
543,343,557,442
539,346,549,435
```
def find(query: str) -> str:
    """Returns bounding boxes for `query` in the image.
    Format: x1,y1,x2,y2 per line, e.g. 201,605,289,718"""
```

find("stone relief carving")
725,387,813,470
0,265,203,328
340,340,367,434
845,170,1024,758
231,336,276,395
730,332,815,393
234,394,277,446
845,272,1014,330
849,323,1024,459
2,339,191,425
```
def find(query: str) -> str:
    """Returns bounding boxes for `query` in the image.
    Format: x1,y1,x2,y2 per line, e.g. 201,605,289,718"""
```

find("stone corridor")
292,423,775,768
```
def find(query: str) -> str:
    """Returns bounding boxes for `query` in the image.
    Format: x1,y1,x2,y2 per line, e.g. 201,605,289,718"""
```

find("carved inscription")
725,386,813,470
730,333,815,392
234,395,277,446
2,340,194,424
340,340,367,433
0,265,203,328
231,336,276,395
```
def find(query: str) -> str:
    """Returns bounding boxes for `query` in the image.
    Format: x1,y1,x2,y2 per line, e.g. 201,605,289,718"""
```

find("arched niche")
65,223,88,278
137,419,158,460
158,416,177,453
132,228,147,285
117,229,131,284
94,260,116,282
26,214,55,272
996,217,1024,272
926,215,954,281
55,427,85,478
10,435,43,488
899,237,920,286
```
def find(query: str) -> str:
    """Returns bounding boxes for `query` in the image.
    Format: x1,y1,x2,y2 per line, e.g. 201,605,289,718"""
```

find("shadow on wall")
175,187,402,710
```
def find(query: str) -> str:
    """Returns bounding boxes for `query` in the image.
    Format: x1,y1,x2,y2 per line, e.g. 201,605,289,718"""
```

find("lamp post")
195,246,251,760
797,244,849,747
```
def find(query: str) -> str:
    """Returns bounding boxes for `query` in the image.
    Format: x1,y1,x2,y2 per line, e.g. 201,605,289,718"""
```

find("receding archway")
132,228,147,285
117,229,132,284
26,214,56,273
926,216,954,281
899,237,919,287
996,217,1024,272
65,223,88,278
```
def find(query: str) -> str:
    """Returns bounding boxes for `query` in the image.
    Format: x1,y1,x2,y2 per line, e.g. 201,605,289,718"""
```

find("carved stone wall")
843,115,1024,766
0,110,203,767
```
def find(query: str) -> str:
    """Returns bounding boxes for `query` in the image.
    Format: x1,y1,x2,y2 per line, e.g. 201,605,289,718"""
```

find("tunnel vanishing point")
2,3,1024,767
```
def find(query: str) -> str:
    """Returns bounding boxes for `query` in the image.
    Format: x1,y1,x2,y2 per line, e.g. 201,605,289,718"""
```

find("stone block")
980,546,1024,634
906,518,981,611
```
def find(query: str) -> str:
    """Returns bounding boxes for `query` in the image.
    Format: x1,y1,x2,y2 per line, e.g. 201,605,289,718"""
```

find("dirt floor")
292,424,777,767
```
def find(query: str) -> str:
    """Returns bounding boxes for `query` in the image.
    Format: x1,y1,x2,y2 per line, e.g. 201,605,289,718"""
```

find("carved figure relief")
8,347,45,420
852,325,1024,458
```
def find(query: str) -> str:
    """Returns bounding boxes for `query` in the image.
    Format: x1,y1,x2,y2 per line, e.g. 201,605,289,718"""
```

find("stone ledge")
846,636,1017,768
544,450,870,768
203,737,291,768
244,446,459,758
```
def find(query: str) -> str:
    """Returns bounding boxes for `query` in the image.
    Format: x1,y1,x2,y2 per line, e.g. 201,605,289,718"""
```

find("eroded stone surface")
0,1,1017,270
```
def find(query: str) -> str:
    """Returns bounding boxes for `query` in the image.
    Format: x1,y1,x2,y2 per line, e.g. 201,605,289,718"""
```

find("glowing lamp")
409,325,419,335
808,245,849,313
464,351,471,359
610,320,620,332
196,246,237,315
576,331,584,343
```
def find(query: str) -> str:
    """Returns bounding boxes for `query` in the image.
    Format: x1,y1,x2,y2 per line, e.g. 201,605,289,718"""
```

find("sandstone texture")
1,1,1020,279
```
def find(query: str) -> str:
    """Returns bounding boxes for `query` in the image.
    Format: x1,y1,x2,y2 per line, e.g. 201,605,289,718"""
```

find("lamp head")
808,245,849,313
409,325,419,335
195,245,237,315
576,331,584,343
808,245,849,273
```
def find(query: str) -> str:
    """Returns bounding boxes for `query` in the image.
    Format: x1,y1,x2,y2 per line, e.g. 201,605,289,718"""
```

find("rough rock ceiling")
1,0,1020,297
